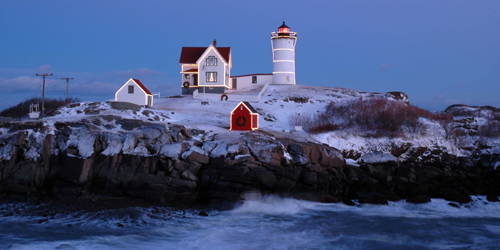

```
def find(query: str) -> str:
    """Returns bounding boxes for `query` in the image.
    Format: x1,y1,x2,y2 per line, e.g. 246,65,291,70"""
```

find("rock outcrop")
1,116,499,208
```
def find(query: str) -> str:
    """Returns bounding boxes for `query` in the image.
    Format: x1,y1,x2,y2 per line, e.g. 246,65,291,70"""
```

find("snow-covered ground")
154,85,499,159
155,85,381,133
3,84,498,162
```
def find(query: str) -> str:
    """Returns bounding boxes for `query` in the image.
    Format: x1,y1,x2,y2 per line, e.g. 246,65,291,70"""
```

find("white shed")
115,78,153,107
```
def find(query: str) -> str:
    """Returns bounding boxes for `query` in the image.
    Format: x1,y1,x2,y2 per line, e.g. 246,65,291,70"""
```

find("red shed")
230,102,259,131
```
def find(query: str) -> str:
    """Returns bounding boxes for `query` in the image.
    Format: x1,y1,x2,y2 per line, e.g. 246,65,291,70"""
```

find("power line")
61,77,74,102
0,93,41,109
36,73,53,119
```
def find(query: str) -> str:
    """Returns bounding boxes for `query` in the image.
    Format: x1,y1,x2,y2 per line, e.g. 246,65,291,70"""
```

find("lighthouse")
271,22,297,85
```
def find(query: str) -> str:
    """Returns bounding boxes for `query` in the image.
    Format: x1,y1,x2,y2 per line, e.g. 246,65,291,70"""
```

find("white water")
1,196,500,249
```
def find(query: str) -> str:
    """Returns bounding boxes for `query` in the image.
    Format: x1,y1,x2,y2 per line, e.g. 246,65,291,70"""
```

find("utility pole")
60,77,74,103
36,73,53,119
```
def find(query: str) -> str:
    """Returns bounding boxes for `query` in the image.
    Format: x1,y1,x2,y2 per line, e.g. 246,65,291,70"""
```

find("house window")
184,74,190,79
252,76,257,84
286,75,290,82
206,56,217,66
206,72,217,82
128,85,134,94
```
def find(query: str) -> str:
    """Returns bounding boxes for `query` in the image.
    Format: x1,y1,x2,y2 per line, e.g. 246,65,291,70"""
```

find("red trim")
132,78,152,95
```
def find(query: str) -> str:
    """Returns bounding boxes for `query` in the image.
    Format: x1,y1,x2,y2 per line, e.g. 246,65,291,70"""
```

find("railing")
271,32,297,39
255,81,271,102
192,81,270,103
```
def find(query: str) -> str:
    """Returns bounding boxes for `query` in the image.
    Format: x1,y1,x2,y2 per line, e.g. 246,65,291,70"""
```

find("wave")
230,195,500,219
2,196,500,249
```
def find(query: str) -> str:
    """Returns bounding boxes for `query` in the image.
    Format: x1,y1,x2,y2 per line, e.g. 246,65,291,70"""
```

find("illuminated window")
279,27,290,33
184,74,190,79
128,85,134,94
286,75,289,82
206,56,217,66
206,72,217,82
252,76,257,84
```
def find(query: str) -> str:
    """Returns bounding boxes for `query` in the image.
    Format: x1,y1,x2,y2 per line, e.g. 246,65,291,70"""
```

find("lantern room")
278,22,290,35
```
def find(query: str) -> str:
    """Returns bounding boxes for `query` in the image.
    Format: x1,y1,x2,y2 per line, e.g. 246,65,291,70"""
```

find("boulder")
169,125,192,142
287,144,309,165
59,157,93,185
487,195,499,202
319,147,345,167
406,195,431,204
159,143,188,159
181,170,198,182
300,171,317,186
357,192,388,205
183,150,209,165
252,169,277,189
52,180,83,199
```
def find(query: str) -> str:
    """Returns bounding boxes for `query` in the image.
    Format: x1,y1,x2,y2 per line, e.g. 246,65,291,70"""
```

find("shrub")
0,97,81,118
479,121,500,138
289,98,453,137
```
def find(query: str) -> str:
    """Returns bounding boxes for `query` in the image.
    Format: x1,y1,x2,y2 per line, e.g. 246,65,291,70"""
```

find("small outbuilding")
230,101,259,131
115,78,153,107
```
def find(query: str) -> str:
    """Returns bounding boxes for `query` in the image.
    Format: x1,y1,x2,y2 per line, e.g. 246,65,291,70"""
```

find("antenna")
36,73,53,119
60,77,74,103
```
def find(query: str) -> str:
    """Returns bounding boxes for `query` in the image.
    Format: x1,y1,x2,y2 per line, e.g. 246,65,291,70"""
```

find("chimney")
213,39,217,47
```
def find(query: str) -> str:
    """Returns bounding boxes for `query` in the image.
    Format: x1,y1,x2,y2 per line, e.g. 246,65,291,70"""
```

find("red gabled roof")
179,47,231,64
132,78,152,95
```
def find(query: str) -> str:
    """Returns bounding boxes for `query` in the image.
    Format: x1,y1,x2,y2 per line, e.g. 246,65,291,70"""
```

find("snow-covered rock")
160,142,187,159
360,151,397,164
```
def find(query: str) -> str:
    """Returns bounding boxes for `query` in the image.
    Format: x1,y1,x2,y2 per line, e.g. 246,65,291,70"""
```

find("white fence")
193,81,270,103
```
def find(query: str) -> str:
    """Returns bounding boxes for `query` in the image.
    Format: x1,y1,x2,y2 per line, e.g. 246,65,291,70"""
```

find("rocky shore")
1,112,499,210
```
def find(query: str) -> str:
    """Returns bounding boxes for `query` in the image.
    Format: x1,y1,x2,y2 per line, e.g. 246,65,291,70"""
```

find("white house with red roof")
180,39,231,95
115,78,154,107
179,22,297,97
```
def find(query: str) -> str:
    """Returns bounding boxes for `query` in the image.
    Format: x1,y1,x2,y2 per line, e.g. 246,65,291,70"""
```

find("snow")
1,84,498,162
360,151,397,164
345,158,359,167
159,143,185,159
181,146,206,159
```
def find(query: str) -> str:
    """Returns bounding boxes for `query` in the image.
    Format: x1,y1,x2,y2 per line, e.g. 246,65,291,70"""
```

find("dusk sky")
1,0,499,111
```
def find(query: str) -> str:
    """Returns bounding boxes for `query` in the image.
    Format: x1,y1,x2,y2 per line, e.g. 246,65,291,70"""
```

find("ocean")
1,196,500,249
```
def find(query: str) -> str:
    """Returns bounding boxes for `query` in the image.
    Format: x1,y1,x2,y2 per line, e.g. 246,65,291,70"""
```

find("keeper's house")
230,101,259,131
115,78,153,107
180,39,231,95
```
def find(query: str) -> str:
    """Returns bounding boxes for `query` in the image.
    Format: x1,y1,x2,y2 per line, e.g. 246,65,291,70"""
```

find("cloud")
72,80,119,94
0,76,43,92
379,63,399,70
105,68,162,79
36,65,53,74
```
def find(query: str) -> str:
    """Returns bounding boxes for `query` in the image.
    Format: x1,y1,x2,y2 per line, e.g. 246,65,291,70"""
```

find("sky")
1,0,499,111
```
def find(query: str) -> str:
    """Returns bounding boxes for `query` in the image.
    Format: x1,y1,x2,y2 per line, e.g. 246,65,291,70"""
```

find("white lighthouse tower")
271,22,297,85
